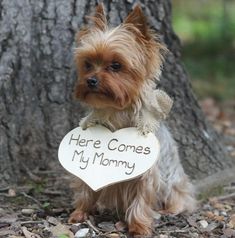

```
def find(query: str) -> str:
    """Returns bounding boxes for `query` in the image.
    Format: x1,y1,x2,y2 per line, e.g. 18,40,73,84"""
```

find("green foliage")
198,185,224,201
172,0,235,100
58,235,70,238
42,202,51,208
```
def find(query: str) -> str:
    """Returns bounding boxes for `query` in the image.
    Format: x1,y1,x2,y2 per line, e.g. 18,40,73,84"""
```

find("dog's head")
74,4,166,110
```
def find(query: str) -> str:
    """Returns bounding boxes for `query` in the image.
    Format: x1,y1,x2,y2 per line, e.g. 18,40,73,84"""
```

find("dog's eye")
84,61,93,71
108,62,122,72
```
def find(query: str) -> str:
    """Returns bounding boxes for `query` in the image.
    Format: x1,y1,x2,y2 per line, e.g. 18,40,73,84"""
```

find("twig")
0,193,9,197
42,190,64,195
155,221,174,228
102,232,127,238
21,164,42,182
224,186,235,191
20,192,42,207
160,229,189,233
20,220,44,225
86,219,101,234
216,192,235,201
0,187,10,192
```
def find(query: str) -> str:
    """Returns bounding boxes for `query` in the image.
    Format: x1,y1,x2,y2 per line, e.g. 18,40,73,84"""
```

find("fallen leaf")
47,216,60,225
224,204,232,211
0,215,17,224
115,221,127,232
223,227,235,237
187,216,198,228
98,221,115,232
213,215,224,222
22,226,41,238
204,223,219,232
21,209,34,216
198,220,208,229
0,229,18,236
59,235,70,238
74,228,95,238
227,214,235,229
214,203,225,210
49,223,74,238
74,228,89,238
8,236,24,238
70,224,81,234
8,189,16,197
230,150,235,158
109,233,120,237
159,235,168,238
205,211,215,219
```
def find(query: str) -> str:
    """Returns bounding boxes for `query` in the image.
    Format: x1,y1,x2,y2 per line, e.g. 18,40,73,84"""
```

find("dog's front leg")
69,181,97,223
136,109,159,135
79,111,102,129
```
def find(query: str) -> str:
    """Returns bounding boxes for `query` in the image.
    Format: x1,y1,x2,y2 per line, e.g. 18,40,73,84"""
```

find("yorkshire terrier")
69,3,195,236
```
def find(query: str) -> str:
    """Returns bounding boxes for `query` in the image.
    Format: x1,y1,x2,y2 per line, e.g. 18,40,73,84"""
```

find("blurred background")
172,0,235,101
172,0,235,154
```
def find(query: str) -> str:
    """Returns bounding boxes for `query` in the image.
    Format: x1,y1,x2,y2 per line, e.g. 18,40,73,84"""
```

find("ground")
0,99,235,238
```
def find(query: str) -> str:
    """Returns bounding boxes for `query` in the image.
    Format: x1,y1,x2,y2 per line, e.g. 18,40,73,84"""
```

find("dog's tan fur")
69,4,195,235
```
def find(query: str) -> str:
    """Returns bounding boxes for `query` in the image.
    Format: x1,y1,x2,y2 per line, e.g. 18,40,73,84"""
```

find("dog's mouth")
82,90,127,110
84,90,112,99
75,84,129,110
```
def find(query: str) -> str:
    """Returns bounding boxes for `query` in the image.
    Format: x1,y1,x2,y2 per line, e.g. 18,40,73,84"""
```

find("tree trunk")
0,0,233,189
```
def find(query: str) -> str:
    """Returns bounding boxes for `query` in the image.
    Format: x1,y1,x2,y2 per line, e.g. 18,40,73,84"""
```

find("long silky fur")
70,4,195,235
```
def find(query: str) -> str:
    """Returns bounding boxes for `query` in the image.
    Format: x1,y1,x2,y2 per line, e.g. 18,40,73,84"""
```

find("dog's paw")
128,222,152,236
79,119,98,130
136,122,154,136
68,210,88,223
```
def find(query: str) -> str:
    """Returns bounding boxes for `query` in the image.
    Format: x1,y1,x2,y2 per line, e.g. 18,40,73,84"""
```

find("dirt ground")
0,98,235,238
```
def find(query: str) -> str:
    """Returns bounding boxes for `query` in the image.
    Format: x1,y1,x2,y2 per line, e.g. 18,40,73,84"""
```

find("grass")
172,0,235,100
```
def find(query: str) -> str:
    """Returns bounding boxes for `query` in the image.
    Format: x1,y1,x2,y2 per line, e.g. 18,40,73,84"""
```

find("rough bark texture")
0,0,233,187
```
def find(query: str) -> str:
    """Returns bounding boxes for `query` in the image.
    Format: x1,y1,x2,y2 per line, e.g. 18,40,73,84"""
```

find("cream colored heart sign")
58,126,160,191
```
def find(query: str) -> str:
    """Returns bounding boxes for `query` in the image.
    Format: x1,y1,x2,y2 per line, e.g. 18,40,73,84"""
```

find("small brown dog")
69,4,195,236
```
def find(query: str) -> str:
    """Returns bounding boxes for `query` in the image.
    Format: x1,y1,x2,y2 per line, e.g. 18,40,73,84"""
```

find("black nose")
87,77,98,88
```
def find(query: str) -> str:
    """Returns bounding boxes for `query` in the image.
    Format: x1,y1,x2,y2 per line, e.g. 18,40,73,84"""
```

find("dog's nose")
87,77,98,88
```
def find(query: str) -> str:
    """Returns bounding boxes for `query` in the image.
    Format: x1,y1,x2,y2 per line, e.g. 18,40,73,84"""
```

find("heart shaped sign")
58,126,160,191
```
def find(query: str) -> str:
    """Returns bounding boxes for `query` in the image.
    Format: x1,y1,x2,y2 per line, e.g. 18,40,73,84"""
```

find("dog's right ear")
86,3,107,31
76,3,107,43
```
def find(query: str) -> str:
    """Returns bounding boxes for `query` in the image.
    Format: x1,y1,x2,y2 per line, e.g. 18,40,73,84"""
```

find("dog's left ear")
124,5,149,38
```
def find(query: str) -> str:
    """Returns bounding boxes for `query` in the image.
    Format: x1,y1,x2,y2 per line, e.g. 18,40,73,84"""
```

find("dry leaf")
205,211,215,219
74,228,95,238
227,214,235,229
22,226,41,238
49,223,74,238
213,215,224,222
198,220,208,229
8,188,16,197
223,228,235,237
214,203,225,210
98,221,115,232
0,215,17,224
21,209,34,216
47,216,60,225
9,236,25,238
109,234,120,237
115,221,127,232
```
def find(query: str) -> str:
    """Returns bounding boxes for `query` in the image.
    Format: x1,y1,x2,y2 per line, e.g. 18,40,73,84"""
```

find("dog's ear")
124,5,149,38
86,3,107,31
76,3,107,44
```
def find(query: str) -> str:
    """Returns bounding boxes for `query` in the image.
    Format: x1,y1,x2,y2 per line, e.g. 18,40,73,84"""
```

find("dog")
69,4,195,236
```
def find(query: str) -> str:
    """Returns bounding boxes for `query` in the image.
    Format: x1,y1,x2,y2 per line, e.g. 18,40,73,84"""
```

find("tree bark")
0,0,233,188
